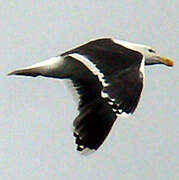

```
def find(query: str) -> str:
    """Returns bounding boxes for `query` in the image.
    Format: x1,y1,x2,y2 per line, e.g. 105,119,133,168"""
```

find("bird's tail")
8,56,65,78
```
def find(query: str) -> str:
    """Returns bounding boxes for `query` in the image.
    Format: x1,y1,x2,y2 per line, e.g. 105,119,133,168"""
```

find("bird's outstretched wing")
70,73,117,151
62,38,144,151
62,38,144,116
73,83,117,151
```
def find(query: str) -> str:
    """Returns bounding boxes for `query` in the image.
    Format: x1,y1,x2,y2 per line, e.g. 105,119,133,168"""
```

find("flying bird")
8,38,174,151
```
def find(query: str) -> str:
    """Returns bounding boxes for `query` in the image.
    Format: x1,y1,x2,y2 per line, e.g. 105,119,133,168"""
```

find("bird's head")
115,40,174,67
141,45,174,67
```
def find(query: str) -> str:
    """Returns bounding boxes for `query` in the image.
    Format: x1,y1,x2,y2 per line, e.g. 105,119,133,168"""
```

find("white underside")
139,57,145,77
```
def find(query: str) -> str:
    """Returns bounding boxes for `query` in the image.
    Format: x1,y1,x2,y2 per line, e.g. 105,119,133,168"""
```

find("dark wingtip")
7,69,26,76
7,71,16,76
7,68,39,77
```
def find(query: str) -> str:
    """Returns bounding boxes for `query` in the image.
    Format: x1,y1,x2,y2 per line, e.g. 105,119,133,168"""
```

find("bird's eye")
148,49,156,53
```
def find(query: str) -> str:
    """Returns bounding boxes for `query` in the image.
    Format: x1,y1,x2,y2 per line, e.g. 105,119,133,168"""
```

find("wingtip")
7,71,15,76
80,148,96,156
7,70,21,76
7,68,40,77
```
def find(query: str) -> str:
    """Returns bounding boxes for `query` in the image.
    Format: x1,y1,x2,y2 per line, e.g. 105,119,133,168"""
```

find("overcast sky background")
1,1,178,180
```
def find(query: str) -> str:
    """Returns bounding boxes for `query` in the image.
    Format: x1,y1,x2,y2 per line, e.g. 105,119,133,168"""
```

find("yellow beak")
158,56,174,67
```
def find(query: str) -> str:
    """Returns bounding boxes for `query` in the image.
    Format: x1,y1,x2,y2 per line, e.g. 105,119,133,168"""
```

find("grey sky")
1,1,178,180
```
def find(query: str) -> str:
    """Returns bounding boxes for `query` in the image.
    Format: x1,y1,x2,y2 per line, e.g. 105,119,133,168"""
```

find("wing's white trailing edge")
69,53,109,87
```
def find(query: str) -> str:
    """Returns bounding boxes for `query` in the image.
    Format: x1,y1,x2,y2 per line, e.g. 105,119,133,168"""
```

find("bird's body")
9,38,174,151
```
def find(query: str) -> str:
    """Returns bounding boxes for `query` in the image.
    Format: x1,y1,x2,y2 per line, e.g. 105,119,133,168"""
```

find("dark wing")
73,90,117,151
62,38,144,115
66,56,117,151
62,38,142,74
103,66,144,114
